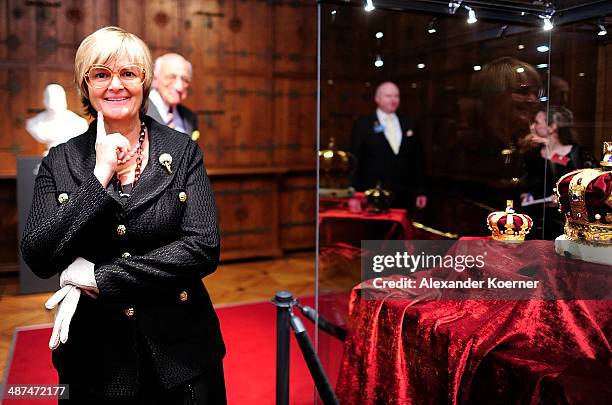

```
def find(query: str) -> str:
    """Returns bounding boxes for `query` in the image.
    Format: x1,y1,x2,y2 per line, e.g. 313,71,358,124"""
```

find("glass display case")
314,1,611,403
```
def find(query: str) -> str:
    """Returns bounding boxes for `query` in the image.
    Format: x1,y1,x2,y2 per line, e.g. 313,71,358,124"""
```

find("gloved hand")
60,257,99,297
45,285,81,350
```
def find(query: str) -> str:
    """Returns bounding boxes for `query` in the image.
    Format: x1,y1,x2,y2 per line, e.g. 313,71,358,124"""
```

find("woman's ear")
549,122,558,133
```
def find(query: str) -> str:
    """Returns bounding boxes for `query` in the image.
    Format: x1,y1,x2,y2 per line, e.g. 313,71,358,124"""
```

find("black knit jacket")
21,116,225,398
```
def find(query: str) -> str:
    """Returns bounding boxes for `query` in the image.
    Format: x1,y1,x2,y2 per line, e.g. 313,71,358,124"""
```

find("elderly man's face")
153,56,191,108
375,84,400,114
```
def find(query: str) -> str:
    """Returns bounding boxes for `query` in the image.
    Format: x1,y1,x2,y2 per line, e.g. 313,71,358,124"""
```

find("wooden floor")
0,252,316,381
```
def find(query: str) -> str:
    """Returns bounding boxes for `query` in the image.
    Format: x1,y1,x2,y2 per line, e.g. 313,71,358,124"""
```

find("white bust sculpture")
26,84,89,155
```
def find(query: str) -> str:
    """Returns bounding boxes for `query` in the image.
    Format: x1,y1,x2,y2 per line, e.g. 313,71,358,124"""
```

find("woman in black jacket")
21,26,226,404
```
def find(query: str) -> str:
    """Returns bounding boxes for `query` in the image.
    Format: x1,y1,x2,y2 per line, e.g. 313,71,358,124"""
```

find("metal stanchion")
273,291,341,405
272,291,295,405
290,314,340,405
296,302,347,341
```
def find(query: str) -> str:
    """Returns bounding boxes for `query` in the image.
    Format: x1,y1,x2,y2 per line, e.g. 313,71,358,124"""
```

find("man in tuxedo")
350,81,427,210
147,53,200,141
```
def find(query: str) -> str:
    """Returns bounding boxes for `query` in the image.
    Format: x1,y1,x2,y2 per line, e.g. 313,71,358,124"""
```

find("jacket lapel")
124,117,189,212
65,122,97,186
177,105,194,135
146,100,164,126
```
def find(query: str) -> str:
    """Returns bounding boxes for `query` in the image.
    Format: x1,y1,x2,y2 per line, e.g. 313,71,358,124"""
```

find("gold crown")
487,200,533,241
555,142,612,243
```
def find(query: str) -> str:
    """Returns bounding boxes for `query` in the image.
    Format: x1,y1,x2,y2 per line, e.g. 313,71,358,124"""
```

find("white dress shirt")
376,108,402,155
149,89,187,134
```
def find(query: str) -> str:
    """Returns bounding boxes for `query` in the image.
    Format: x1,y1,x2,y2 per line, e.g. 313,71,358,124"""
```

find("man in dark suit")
147,53,200,141
351,81,427,210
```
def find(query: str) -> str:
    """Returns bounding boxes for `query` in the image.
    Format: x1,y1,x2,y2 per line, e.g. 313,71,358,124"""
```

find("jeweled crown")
487,200,533,241
555,141,612,243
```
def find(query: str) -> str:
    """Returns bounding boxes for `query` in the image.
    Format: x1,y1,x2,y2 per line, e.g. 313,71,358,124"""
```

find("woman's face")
86,55,143,122
533,111,550,137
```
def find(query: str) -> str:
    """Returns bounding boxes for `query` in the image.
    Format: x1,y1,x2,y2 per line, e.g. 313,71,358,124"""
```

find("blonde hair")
74,26,153,117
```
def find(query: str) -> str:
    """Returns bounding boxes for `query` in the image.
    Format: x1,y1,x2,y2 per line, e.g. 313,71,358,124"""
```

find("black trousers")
58,362,227,405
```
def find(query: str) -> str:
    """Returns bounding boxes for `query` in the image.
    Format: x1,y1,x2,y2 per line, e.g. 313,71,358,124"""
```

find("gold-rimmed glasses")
85,64,145,89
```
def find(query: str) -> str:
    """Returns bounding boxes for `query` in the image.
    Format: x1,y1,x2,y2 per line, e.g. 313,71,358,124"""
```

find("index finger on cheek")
97,111,106,141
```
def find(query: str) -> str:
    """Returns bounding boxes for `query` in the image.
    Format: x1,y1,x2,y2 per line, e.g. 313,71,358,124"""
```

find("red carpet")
2,297,343,405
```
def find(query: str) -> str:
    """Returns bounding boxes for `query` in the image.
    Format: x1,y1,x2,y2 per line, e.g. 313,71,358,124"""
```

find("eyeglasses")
85,64,145,89
161,73,191,86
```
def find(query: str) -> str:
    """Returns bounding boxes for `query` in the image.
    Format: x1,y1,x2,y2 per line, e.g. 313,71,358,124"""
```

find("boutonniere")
373,121,385,134
405,129,414,137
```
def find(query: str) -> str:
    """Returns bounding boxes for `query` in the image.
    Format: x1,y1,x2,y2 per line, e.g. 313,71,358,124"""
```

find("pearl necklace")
115,122,146,199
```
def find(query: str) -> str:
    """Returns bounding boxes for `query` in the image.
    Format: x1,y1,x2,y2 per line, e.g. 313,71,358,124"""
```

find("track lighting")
427,18,437,34
448,1,461,15
541,15,553,31
598,17,607,36
465,6,477,24
364,0,375,12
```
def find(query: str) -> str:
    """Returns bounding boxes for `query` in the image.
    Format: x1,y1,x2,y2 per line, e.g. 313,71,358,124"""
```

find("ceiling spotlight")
598,18,607,36
374,55,384,68
331,10,337,16
536,63,548,69
428,18,437,34
417,63,426,69
375,31,384,39
540,96,548,102
466,6,477,24
364,0,375,12
541,15,553,31
516,67,525,73
537,45,550,53
473,65,482,71
517,44,525,50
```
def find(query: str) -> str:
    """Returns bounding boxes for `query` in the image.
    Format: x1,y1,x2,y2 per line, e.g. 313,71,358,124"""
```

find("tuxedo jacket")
21,116,224,398
147,101,198,137
350,113,425,202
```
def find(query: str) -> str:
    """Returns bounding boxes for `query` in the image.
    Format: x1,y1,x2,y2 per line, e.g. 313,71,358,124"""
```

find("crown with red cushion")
555,142,612,243
487,200,533,241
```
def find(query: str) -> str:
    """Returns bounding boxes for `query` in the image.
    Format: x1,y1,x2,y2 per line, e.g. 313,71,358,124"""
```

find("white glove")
45,285,81,350
60,257,99,297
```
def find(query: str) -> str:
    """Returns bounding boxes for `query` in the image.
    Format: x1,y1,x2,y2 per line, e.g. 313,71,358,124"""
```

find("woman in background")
521,105,595,239
21,26,226,404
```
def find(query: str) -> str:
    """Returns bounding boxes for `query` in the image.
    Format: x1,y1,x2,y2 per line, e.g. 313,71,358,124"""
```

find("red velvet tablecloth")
319,208,414,247
336,240,612,404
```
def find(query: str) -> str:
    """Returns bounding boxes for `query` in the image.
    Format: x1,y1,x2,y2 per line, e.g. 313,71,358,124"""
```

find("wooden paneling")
211,169,284,260
0,0,317,264
0,179,17,269
273,78,317,166
273,1,316,75
192,75,274,167
280,170,316,251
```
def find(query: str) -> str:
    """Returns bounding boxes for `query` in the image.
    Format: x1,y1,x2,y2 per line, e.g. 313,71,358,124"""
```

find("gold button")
125,307,135,317
179,290,189,302
179,191,188,203
58,193,69,204
191,130,200,141
121,252,131,258
117,224,126,236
